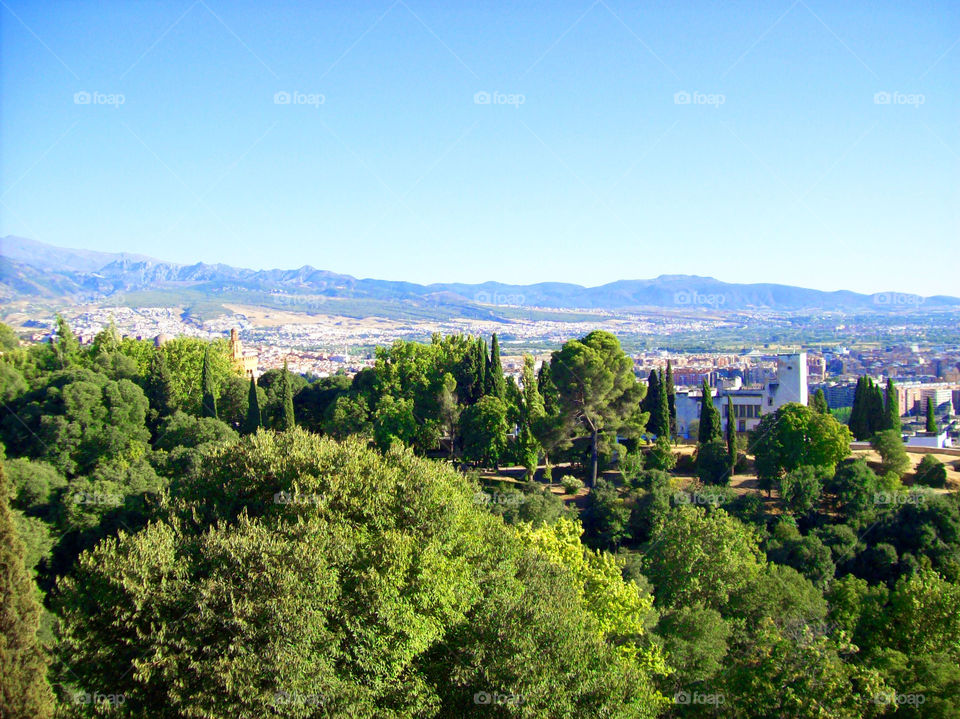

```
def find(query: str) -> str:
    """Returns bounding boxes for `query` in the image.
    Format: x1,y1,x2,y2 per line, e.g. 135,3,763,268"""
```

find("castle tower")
767,352,808,410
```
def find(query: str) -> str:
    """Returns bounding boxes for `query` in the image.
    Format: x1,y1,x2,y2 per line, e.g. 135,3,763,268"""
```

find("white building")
675,352,808,437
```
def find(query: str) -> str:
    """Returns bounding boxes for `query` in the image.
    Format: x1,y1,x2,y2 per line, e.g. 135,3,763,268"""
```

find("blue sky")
2,0,957,295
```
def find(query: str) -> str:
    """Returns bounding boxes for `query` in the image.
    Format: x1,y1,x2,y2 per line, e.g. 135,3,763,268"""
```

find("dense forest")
1,318,958,717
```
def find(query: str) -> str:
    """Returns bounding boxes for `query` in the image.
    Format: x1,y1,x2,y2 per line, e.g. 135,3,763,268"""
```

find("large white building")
675,352,808,437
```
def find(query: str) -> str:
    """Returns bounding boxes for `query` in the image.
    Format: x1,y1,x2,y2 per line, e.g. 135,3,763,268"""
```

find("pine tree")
725,395,737,474
697,380,722,444
242,376,262,434
810,388,829,414
201,346,218,419
487,334,506,399
926,396,938,434
279,360,296,430
665,360,677,437
0,456,55,718
883,378,901,434
655,369,670,438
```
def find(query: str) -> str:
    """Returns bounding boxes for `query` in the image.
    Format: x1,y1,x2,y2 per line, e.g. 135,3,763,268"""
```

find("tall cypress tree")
926,397,938,434
279,360,296,431
53,314,79,369
725,395,737,474
655,369,670,438
0,457,55,718
697,380,721,444
487,334,506,399
477,337,490,398
868,380,885,436
883,378,901,434
145,349,174,427
201,346,218,419
644,369,661,433
242,376,262,434
811,388,829,414
665,360,677,437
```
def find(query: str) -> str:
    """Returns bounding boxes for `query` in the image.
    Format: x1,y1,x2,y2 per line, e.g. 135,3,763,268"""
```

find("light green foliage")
324,394,370,439
754,402,851,487
645,436,677,471
871,429,910,477
159,337,235,415
154,411,238,452
560,475,583,494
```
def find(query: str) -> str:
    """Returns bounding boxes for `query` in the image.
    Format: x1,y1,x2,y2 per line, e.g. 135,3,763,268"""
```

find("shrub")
644,436,677,471
560,476,584,495
915,454,947,488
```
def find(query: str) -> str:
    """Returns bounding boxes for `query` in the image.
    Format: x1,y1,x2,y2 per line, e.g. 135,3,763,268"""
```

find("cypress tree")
477,337,490,398
242,376,262,434
725,395,737,474
926,397,938,434
201,346,218,419
53,314,79,369
0,456,55,718
279,360,296,430
697,380,721,444
488,334,506,399
145,349,174,426
811,388,829,414
883,378,901,434
655,369,670,438
644,370,661,433
665,360,677,437
868,380,885,436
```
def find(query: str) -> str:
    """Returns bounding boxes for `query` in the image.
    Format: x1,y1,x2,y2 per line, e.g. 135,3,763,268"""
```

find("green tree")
643,370,662,436
437,372,460,458
871,429,910,477
696,380,721,445
0,322,20,351
777,465,823,516
276,360,296,430
550,331,643,485
753,403,851,493
143,349,174,429
665,360,677,437
459,395,508,468
486,333,506,399
810,388,829,414
697,438,732,485
52,314,79,369
725,395,737,475
883,378,900,433
323,395,370,440
200,346,217,419
241,376,262,434
516,355,544,479
926,396,938,433
581,478,630,550
915,454,947,488
0,455,55,718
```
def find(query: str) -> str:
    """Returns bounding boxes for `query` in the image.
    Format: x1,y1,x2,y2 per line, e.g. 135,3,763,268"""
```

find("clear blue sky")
2,0,957,295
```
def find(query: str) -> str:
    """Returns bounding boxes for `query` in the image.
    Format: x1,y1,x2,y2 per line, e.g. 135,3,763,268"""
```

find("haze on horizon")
1,1,957,296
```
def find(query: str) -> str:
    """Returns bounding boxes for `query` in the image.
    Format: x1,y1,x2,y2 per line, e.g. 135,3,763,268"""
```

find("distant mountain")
2,236,957,314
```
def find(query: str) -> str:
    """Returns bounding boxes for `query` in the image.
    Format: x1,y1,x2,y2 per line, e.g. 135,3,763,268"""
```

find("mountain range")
2,236,957,318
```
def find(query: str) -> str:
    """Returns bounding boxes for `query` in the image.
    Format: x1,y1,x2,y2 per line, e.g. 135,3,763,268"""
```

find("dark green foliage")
155,411,238,452
926,396,939,434
240,377,262,435
883,378,900,433
766,520,835,587
278,360,296,430
143,349,174,429
915,454,947,488
848,376,885,440
778,465,823,516
656,606,731,685
582,478,630,550
52,315,79,369
0,456,55,718
725,396,737,475
665,360,677,437
486,333,506,399
644,369,669,438
459,395,508,467
810,388,829,414
200,346,217,419
697,438,732,485
696,380,721,445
